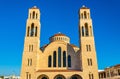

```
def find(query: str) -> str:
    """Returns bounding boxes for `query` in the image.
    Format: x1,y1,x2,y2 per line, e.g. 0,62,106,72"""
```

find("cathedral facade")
20,6,99,79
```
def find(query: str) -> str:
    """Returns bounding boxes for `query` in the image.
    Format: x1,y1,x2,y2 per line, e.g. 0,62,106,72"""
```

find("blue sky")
0,0,120,76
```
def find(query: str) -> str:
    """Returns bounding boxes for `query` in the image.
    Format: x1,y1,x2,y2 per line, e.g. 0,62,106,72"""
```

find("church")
20,6,99,79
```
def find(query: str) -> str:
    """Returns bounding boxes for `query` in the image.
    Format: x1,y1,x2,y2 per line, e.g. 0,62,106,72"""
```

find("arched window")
85,23,89,36
27,27,30,36
54,74,66,79
33,11,35,19
56,77,62,79
68,55,71,67
37,74,49,79
63,51,66,67
89,45,91,51
87,59,90,66
30,59,32,66
31,45,33,51
53,51,56,67
30,23,34,36
86,45,89,51
28,58,32,66
82,26,85,36
35,27,37,36
90,59,92,66
58,47,61,67
84,11,87,19
48,55,52,67
89,74,94,79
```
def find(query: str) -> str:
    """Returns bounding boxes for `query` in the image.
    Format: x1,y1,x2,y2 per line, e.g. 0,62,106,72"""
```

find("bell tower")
20,6,41,79
79,5,99,79
26,6,40,38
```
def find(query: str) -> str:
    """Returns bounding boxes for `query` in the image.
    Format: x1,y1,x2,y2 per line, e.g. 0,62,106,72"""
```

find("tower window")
33,11,35,19
30,59,32,66
89,45,91,51
48,55,52,67
68,55,71,67
28,58,32,66
35,27,37,36
87,59,90,66
87,58,92,66
28,59,29,66
26,72,31,79
30,23,34,37
53,51,56,67
86,45,89,51
85,23,89,36
86,45,91,52
27,27,30,37
89,74,94,79
84,11,87,19
90,59,92,66
29,45,33,52
63,51,66,67
92,74,94,79
31,45,33,52
58,47,61,67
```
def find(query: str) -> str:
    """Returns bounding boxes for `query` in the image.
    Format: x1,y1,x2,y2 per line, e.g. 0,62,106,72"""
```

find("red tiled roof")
53,33,66,36
70,44,78,48
114,64,120,67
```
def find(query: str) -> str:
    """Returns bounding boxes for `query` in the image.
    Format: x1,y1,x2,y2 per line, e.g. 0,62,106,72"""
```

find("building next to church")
20,5,99,79
99,64,120,79
0,75,20,79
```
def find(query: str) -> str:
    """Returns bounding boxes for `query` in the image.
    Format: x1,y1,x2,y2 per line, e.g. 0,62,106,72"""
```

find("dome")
31,6,38,9
49,33,70,43
81,5,89,9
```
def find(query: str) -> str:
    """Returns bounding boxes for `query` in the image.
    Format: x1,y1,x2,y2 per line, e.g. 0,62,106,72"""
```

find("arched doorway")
37,74,49,79
54,74,66,79
71,74,82,79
